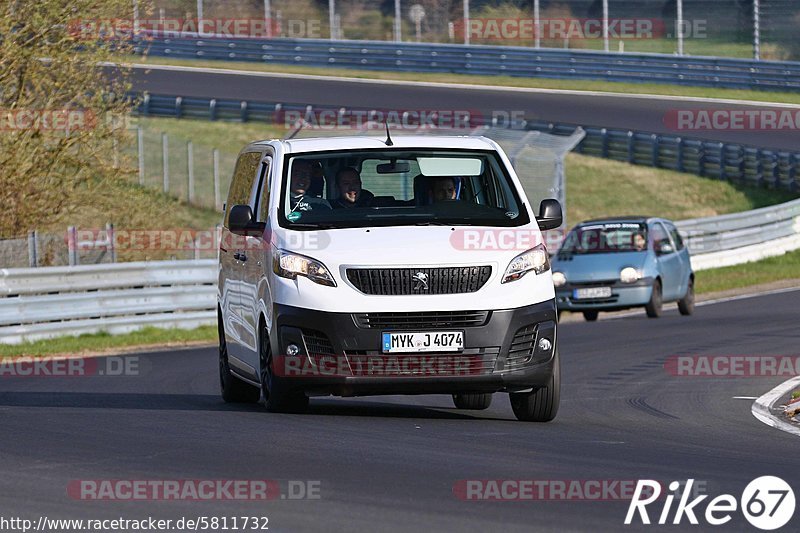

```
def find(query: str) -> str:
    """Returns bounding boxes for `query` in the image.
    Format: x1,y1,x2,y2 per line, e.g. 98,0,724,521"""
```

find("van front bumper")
269,300,558,397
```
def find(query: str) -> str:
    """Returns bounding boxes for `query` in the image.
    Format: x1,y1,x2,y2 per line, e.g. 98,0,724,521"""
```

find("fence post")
106,223,116,263
27,230,38,268
137,126,145,185
162,132,169,193
213,148,221,210
240,101,248,122
67,226,78,266
209,99,217,121
175,96,183,118
187,141,195,204
676,137,684,172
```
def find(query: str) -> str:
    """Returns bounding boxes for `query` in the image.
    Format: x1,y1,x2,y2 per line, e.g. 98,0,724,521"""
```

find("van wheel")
645,280,663,318
452,393,493,410
678,278,695,316
509,351,560,422
259,323,309,414
218,314,260,403
582,311,598,322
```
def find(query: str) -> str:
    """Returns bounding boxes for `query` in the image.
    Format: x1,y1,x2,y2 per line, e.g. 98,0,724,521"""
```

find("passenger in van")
332,167,375,208
308,161,326,198
289,160,331,212
430,177,459,202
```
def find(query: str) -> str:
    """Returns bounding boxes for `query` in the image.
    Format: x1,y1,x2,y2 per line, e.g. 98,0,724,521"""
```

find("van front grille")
353,311,489,329
346,266,492,295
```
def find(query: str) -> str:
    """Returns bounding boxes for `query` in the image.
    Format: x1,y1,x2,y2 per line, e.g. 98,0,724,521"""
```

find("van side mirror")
228,205,265,236
536,199,563,231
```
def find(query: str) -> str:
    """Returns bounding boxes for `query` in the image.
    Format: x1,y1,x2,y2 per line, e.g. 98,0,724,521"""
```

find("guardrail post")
651,134,659,167
67,226,78,266
209,99,217,121
240,101,248,122
770,152,780,188
719,143,727,180
175,96,183,118
676,138,684,172
698,143,707,177
162,132,169,193
790,154,799,192
28,231,38,268
600,128,608,158
755,149,764,187
213,148,221,210
627,131,634,163
187,141,195,204
142,93,150,116
106,223,116,263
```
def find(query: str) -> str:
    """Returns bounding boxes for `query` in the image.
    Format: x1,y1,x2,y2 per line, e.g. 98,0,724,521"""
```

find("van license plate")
382,331,464,353
573,287,612,300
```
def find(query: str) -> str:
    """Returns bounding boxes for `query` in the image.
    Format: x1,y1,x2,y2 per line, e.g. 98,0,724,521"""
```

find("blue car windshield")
560,222,648,254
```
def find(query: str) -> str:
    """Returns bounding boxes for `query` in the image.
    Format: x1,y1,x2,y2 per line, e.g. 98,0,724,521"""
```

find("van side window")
257,157,273,222
224,152,262,227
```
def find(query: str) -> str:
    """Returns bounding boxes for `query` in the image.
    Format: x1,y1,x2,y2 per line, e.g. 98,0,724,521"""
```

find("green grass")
134,55,800,106
792,391,800,400
565,153,797,224
0,326,217,358
695,248,800,294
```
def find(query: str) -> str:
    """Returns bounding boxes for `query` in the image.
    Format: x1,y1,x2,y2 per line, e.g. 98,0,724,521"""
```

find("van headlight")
273,250,336,287
502,245,550,284
620,267,641,284
552,271,566,287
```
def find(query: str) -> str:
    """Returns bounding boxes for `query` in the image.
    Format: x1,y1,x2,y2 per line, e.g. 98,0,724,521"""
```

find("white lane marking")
733,396,758,400
696,285,800,307
752,375,800,437
120,62,800,109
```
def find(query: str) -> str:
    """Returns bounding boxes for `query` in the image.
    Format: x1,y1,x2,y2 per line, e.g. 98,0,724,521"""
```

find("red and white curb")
752,375,800,437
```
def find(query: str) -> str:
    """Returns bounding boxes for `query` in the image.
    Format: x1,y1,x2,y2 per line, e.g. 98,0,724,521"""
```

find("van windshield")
280,149,530,229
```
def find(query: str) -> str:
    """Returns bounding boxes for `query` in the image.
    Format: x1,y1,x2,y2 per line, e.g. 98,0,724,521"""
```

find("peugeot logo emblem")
412,272,429,291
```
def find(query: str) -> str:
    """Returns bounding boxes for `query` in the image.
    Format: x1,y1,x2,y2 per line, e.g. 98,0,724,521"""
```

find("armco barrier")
0,260,217,344
137,93,800,191
1,198,799,344
135,36,800,92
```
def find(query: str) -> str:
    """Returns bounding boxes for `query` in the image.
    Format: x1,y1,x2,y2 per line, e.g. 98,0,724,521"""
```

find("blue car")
551,217,694,321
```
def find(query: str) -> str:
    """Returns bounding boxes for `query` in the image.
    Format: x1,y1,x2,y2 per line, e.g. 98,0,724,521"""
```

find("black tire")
510,350,560,422
645,279,663,318
218,312,260,404
452,393,493,410
259,323,309,414
582,310,599,322
678,277,695,316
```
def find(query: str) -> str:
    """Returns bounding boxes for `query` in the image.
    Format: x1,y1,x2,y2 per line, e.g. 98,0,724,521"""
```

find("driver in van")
289,160,331,211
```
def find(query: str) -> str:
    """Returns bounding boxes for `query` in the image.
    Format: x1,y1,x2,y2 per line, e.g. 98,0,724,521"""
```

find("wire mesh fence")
140,0,800,59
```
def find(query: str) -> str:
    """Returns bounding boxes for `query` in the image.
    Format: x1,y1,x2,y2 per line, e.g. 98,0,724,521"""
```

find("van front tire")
509,351,560,422
452,393,493,410
259,323,309,414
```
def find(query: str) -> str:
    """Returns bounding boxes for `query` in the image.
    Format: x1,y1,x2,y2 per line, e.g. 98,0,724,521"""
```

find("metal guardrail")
2,197,799,344
135,36,800,92
0,260,216,344
138,93,800,191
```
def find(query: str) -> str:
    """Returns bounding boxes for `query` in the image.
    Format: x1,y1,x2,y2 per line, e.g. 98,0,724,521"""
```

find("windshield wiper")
287,222,340,229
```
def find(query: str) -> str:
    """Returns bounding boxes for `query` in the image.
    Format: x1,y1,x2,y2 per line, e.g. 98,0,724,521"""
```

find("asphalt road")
1,290,798,532
131,65,800,151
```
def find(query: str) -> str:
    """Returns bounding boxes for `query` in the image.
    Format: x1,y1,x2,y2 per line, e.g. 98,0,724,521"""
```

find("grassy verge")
695,249,800,294
0,326,217,358
134,55,800,106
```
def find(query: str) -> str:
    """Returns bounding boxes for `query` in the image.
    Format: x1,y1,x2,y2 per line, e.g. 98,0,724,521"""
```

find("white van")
217,135,563,421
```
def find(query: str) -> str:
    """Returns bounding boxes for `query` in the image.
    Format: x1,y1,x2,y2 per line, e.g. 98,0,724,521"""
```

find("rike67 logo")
625,477,795,530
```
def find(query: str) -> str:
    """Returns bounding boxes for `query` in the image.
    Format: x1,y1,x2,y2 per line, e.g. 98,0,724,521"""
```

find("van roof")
252,135,501,154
